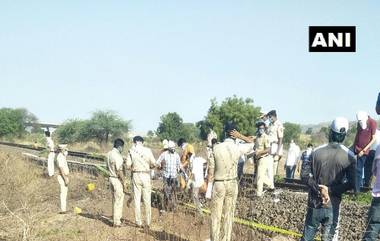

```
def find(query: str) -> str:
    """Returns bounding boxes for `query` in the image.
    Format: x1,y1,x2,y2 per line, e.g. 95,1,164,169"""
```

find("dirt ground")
0,148,296,241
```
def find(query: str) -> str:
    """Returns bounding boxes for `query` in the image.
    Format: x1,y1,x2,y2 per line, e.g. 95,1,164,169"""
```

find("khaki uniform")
255,133,274,196
56,152,69,212
209,138,253,241
126,144,156,226
46,137,55,177
267,119,284,176
107,148,125,226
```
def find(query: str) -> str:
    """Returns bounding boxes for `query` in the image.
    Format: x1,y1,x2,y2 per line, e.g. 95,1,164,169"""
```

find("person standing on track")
362,99,380,241
285,140,300,179
254,121,275,197
56,144,69,214
156,140,181,212
354,111,377,191
107,138,127,228
299,143,314,179
45,130,56,177
266,110,284,177
301,117,356,241
207,122,254,241
126,136,156,229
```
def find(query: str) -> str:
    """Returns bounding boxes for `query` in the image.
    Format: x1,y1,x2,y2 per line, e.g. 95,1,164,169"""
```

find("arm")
148,150,156,168
230,130,255,143
330,158,356,195
207,153,215,183
301,153,320,195
360,135,377,155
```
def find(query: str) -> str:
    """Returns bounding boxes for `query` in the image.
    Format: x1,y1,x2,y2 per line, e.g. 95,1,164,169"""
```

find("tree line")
1,96,364,148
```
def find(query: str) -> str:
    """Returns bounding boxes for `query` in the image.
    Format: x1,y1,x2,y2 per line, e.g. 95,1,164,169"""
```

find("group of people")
43,92,380,241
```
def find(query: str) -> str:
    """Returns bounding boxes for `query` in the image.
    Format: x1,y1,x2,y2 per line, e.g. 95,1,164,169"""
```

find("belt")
132,171,150,174
257,154,269,160
214,177,237,182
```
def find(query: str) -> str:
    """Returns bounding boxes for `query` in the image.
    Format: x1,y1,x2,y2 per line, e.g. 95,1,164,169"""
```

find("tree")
87,110,131,144
311,126,329,146
155,112,200,142
197,96,261,140
283,122,302,145
56,110,131,144
305,128,313,135
0,108,38,138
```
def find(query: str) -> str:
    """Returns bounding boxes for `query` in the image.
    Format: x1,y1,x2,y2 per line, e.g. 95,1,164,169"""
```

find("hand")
123,184,129,194
63,176,69,186
358,151,364,157
230,130,241,139
273,155,280,161
319,185,330,205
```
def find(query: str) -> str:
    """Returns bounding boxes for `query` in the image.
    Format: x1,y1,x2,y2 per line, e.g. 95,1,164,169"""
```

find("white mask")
359,120,367,130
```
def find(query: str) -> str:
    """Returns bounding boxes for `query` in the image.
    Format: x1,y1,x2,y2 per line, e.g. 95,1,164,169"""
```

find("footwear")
113,223,123,228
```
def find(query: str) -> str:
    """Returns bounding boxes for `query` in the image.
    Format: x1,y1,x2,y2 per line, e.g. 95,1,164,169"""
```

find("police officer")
266,110,284,177
56,144,69,214
45,130,56,177
208,122,254,241
254,121,274,197
126,136,156,229
107,138,126,227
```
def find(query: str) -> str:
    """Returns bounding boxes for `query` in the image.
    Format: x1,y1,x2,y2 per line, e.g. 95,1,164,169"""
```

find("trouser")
364,150,376,187
237,161,244,184
272,155,281,176
256,155,274,196
301,206,333,241
356,155,367,192
57,175,68,212
109,177,124,225
163,177,177,211
48,152,55,176
286,165,296,179
363,196,380,241
329,196,341,241
132,172,151,226
210,179,238,241
193,186,202,215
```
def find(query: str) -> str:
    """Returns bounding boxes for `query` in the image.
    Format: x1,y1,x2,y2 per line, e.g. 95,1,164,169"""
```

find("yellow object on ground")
86,183,96,192
74,207,82,214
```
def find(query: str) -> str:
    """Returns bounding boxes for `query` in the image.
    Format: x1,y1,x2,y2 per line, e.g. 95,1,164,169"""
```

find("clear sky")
1,1,379,132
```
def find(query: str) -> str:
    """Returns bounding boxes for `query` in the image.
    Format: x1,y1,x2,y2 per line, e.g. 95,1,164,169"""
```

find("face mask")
258,129,265,135
63,150,68,156
117,146,124,153
264,119,270,126
359,120,367,129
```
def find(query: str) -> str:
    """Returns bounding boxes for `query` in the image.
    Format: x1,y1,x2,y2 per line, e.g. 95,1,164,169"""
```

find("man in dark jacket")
301,117,356,241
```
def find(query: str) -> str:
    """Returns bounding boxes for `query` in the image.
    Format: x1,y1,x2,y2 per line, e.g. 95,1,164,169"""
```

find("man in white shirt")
45,131,56,177
285,140,301,179
191,156,207,215
107,138,126,227
56,144,69,214
364,129,380,188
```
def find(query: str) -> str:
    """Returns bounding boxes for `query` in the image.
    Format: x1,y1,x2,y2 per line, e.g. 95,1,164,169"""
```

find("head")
211,138,218,146
267,110,277,123
177,138,186,148
133,136,144,146
58,144,68,156
45,131,51,137
224,121,237,139
329,117,349,143
168,140,176,153
256,121,266,136
307,143,313,150
113,138,125,152
356,111,369,129
162,139,169,150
